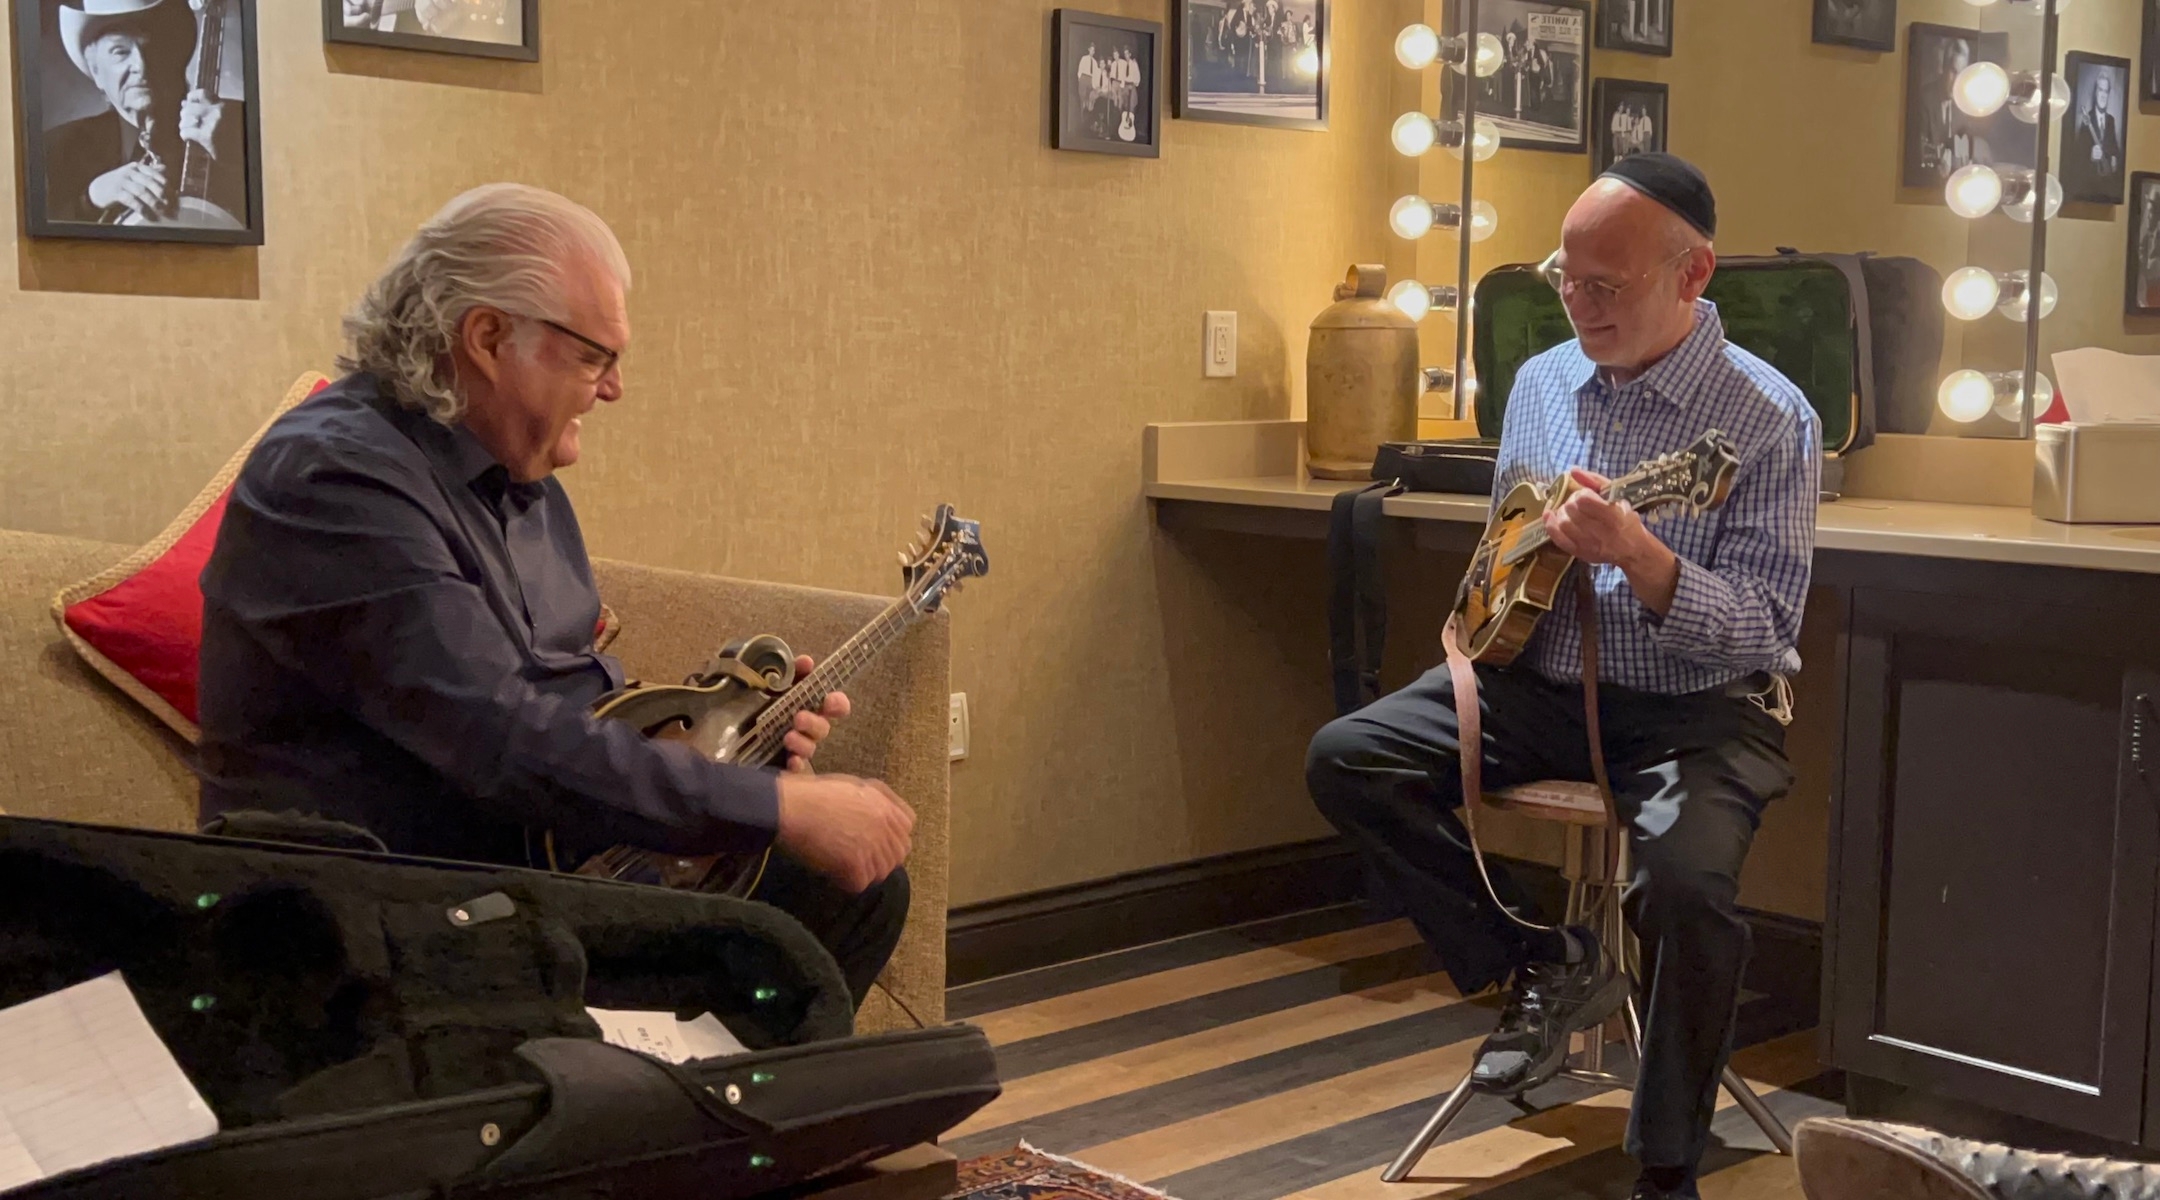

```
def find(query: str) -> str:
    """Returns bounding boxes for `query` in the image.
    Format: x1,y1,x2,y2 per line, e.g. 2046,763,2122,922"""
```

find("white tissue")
2051,347,2160,424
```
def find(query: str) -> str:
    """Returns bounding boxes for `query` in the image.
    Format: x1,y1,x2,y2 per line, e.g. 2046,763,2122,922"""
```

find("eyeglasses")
1537,247,1694,306
535,318,622,378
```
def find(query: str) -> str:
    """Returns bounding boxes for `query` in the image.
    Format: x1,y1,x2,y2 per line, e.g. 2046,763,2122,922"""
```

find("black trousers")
1305,662,1792,1173
752,854,912,1012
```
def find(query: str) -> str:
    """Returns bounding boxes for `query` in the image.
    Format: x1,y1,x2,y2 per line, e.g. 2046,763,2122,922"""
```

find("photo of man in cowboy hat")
38,0,248,228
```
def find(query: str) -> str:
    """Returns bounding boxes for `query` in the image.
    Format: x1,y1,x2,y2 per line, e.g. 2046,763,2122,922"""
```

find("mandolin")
559,505,989,897
1451,430,1740,666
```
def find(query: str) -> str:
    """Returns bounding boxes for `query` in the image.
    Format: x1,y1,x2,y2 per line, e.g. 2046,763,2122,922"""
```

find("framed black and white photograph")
2144,0,2160,103
13,0,263,244
1596,0,1668,57
323,0,538,62
1902,24,2032,192
1175,0,1328,130
2126,173,2160,316
1445,0,1590,154
1054,9,1162,157
2062,51,2130,206
1592,78,1665,177
1813,0,1895,54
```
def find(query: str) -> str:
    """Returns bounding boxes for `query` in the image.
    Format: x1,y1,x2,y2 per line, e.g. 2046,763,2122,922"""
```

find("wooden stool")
1380,781,1794,1183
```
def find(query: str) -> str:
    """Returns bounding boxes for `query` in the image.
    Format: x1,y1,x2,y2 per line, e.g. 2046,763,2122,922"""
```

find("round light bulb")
1953,62,2011,117
2009,74,2070,124
1993,373,2054,422
2003,172,2063,223
1941,267,2001,321
1472,32,1505,78
1997,270,2058,321
1388,280,1433,323
1938,370,1995,423
1467,199,1498,243
1389,195,1436,239
1392,112,1438,157
1394,23,1440,70
1945,164,2003,219
1446,116,1501,162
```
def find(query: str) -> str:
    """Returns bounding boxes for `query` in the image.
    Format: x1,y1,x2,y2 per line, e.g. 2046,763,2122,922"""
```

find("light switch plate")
1204,311,1237,378
948,693,969,761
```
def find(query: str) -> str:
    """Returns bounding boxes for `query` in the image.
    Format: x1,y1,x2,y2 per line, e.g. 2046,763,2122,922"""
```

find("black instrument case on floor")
0,814,999,1199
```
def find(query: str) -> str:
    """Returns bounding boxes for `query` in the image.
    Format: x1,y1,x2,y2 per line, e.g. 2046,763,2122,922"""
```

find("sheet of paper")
585,1006,749,1064
2051,347,2160,424
0,972,219,1189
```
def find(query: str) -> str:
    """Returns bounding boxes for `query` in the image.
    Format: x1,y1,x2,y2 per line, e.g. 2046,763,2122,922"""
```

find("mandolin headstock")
1618,430,1741,523
900,504,989,612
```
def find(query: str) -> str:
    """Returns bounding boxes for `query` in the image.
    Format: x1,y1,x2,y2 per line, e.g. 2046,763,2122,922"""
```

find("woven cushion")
1492,780,1608,825
50,373,332,742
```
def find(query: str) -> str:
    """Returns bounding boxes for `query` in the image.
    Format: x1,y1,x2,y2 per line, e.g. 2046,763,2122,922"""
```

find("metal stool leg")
1381,1073,1479,1182
1723,1066,1794,1155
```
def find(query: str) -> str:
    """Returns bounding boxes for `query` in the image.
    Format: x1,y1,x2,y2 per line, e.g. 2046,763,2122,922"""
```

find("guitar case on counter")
1370,248,1937,498
0,813,1000,1200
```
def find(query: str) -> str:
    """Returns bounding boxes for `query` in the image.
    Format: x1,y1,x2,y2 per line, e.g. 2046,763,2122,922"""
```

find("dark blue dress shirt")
197,373,780,868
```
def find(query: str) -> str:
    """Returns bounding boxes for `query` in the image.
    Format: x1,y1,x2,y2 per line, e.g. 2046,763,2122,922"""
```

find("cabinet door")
1830,587,2160,1144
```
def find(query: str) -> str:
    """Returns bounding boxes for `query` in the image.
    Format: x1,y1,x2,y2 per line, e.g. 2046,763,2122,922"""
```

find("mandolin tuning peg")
897,551,911,566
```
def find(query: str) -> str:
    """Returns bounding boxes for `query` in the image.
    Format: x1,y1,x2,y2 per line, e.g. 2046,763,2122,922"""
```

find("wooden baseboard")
944,838,1365,986
945,841,1822,988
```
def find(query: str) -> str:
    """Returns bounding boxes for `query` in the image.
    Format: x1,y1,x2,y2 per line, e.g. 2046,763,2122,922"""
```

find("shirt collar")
1575,298,1724,407
362,374,547,514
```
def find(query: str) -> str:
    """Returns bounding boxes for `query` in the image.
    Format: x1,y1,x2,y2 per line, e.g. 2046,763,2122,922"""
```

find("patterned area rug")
952,1144,1184,1200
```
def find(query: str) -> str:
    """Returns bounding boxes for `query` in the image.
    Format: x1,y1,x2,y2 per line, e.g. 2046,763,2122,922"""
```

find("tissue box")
2033,422,2160,524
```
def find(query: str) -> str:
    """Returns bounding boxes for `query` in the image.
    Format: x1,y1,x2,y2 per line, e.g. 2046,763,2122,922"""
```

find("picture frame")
14,0,265,245
322,0,539,62
1902,24,2030,193
1444,0,1591,155
1591,78,1667,178
1174,0,1329,131
1053,9,1163,157
2145,0,2160,104
1594,0,1669,57
2126,172,2160,317
1812,0,1895,54
2061,51,2130,206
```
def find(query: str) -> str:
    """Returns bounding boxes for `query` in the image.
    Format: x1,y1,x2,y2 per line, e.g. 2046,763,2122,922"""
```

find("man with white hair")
1307,155,1819,1199
43,0,245,226
197,184,916,1009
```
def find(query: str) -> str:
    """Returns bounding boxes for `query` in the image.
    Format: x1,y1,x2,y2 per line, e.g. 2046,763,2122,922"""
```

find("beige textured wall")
1,1,1423,906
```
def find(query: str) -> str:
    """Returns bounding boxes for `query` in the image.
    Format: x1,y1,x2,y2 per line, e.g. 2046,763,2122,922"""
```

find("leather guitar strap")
1442,566,1621,934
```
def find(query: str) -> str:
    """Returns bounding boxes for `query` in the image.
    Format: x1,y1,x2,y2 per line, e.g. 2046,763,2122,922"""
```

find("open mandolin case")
0,813,999,1200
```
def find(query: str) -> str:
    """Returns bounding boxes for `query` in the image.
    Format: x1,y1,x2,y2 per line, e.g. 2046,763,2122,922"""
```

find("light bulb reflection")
1993,373,2054,423
1446,116,1502,162
1945,164,2003,219
1938,370,1995,423
1998,270,2058,321
2003,172,2063,223
1953,62,2011,117
1294,44,1320,76
1392,112,1438,157
1467,199,1498,243
2008,74,2070,123
1941,267,2001,321
1394,23,1440,70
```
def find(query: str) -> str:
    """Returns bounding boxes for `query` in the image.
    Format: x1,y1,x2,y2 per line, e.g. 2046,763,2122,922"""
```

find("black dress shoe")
1630,1176,1700,1200
1470,927,1631,1095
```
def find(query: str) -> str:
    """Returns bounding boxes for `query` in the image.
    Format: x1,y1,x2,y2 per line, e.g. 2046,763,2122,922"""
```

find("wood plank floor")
945,904,1842,1200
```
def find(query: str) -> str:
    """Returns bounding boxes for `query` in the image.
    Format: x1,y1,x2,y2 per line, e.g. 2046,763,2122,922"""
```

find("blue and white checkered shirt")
1494,298,1821,695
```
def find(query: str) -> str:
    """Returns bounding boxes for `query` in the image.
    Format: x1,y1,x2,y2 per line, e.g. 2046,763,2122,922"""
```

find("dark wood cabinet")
1827,583,2160,1145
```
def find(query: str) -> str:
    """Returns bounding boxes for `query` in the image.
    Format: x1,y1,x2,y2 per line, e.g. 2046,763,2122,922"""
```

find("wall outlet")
948,692,970,761
1204,311,1237,378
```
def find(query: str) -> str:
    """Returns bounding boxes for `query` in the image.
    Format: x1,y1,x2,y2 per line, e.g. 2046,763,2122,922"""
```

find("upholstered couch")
0,527,950,1032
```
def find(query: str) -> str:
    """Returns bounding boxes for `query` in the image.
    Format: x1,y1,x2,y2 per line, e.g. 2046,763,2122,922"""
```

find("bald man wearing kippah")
1307,154,1820,1199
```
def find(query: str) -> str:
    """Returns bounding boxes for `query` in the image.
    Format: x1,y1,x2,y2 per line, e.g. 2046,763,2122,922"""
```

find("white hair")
338,183,631,423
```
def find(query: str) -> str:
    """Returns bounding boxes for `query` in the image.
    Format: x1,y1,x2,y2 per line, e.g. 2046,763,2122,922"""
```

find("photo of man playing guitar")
1306,153,1820,1200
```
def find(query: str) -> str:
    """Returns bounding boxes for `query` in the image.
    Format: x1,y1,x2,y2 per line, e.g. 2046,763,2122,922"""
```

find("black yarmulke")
1600,152,1716,239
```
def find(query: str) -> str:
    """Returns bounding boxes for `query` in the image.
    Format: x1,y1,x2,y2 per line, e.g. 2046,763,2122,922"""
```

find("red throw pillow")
52,372,331,742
